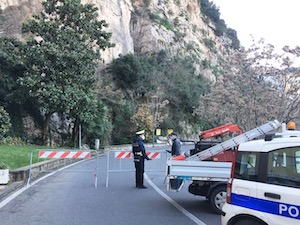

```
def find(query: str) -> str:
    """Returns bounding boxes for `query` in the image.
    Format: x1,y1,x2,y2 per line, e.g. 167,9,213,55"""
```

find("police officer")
132,130,151,189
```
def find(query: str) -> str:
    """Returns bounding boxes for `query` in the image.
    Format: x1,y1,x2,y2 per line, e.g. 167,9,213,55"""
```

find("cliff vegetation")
1,0,300,147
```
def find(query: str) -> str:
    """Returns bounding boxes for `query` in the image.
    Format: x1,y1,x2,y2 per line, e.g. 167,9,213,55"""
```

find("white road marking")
0,160,85,209
145,173,206,225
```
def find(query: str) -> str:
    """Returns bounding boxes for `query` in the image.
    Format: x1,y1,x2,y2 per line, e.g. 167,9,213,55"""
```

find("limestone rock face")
84,0,135,62
0,0,232,79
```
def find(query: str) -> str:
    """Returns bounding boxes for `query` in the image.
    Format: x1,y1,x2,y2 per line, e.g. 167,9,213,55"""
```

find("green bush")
203,38,215,50
199,0,220,23
198,0,239,47
149,13,174,31
215,20,227,37
0,136,26,146
226,28,240,49
201,59,210,69
0,106,11,138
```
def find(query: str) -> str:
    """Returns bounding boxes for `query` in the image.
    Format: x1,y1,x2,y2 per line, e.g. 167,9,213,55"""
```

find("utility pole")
151,95,157,147
79,124,81,150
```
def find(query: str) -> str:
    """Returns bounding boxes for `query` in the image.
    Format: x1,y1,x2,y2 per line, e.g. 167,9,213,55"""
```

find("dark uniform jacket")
132,136,150,161
171,138,181,156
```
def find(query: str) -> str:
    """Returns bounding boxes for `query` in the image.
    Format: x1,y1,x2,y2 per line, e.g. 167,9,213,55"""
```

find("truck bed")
166,160,232,191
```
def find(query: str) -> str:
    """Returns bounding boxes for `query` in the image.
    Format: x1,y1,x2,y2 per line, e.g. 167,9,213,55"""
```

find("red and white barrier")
114,152,132,158
39,150,91,159
114,151,160,159
146,152,160,159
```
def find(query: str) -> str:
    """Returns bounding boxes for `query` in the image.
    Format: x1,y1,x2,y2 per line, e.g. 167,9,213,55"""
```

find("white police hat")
136,130,145,135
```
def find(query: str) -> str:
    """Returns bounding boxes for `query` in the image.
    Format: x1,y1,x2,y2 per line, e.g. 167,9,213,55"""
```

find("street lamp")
151,95,157,147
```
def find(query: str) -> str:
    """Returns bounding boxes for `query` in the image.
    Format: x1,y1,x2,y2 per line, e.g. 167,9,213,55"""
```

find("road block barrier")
106,149,167,187
27,149,98,188
114,151,161,159
39,150,91,159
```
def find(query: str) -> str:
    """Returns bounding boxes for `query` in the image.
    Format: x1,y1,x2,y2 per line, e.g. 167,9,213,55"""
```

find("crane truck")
166,120,281,213
189,122,242,162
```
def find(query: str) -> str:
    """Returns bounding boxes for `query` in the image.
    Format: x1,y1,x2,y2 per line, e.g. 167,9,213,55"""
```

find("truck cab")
222,125,300,225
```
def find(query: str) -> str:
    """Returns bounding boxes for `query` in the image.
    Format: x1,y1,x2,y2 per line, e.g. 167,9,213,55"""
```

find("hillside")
0,0,245,146
0,0,238,80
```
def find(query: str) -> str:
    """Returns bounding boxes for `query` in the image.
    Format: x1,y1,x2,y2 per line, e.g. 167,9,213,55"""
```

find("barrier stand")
27,149,99,188
106,150,167,187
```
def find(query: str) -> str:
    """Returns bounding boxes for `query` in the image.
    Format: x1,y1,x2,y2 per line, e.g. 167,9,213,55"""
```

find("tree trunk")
72,118,79,147
42,113,52,146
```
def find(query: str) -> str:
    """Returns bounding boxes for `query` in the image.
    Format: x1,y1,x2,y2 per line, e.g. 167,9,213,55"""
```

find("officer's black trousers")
134,158,145,187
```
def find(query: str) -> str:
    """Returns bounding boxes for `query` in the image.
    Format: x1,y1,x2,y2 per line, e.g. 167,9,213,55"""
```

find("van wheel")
209,186,226,214
233,219,265,225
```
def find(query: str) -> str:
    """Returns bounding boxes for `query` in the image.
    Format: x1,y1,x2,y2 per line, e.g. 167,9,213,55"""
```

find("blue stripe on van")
231,193,300,220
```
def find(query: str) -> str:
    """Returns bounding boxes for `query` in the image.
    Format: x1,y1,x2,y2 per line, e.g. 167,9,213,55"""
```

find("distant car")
221,131,300,225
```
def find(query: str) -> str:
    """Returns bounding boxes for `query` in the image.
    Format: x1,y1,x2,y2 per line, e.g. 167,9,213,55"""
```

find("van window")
234,152,260,181
266,147,300,188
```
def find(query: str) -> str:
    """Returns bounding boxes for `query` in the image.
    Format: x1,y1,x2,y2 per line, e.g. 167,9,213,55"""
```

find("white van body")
222,134,300,225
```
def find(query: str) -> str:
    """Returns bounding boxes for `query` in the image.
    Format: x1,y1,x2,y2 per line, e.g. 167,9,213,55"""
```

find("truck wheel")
233,219,265,225
209,186,226,214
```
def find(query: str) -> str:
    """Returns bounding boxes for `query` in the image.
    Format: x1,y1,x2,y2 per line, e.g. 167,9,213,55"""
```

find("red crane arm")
199,123,242,140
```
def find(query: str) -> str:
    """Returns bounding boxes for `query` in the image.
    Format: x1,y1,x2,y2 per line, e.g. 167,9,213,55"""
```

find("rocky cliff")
0,0,234,79
0,0,238,145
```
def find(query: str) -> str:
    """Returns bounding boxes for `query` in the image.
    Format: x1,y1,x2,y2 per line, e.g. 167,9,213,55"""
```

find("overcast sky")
211,0,300,51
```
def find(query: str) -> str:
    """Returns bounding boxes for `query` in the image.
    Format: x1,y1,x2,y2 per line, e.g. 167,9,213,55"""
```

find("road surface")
0,145,222,225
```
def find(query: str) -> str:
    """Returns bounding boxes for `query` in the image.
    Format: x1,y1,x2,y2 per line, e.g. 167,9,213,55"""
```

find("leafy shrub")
174,31,186,41
203,38,216,51
198,0,239,47
215,19,227,37
0,136,26,146
186,42,194,51
199,0,220,23
201,59,210,69
226,28,240,49
0,106,11,139
149,13,174,31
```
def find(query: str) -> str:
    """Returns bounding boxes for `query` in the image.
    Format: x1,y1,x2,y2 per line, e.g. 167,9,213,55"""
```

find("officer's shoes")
137,185,148,189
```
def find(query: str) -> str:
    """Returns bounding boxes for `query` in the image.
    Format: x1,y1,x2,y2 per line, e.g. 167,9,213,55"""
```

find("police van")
221,123,300,225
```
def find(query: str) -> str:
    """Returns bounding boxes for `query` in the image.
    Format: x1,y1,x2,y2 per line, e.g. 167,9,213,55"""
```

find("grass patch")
0,145,54,169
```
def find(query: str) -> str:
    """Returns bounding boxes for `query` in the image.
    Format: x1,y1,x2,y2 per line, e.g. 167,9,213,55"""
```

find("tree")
19,0,114,145
194,39,300,131
79,100,112,147
107,54,156,100
105,53,210,140
158,56,209,125
0,38,26,106
0,37,29,137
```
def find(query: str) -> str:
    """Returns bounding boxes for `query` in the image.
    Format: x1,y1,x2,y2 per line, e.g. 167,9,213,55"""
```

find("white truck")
166,120,281,213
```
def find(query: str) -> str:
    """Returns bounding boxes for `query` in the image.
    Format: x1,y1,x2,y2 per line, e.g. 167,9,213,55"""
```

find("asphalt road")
0,145,222,225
